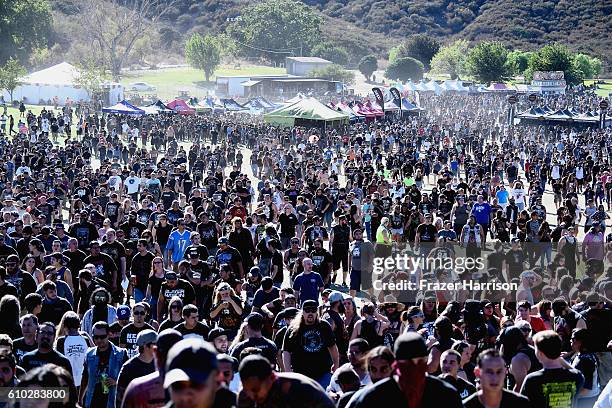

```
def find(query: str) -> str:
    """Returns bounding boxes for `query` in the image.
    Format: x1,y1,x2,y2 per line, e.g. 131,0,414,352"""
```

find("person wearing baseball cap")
208,327,229,354
347,333,463,407
121,329,183,408
116,329,158,407
164,338,219,408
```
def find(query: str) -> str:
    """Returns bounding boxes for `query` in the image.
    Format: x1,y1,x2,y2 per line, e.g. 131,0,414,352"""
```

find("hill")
49,0,610,68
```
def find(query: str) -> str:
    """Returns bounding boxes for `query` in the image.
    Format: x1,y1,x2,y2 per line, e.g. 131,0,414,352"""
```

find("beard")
393,360,427,408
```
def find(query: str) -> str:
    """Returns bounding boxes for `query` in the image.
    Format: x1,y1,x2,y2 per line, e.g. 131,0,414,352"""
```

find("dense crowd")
0,90,610,408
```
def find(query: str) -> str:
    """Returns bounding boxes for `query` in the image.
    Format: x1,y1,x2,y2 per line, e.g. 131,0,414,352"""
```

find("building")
528,71,566,95
216,74,341,99
1,62,123,106
285,57,332,76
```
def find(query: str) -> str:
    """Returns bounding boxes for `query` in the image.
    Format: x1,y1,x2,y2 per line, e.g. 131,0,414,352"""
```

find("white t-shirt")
125,176,141,194
108,175,123,191
61,335,88,384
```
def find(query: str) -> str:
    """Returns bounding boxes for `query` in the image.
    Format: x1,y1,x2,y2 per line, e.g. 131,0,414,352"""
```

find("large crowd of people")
0,88,610,408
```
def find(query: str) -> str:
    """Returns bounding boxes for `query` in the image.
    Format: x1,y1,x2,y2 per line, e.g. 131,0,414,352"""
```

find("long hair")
213,284,238,305
56,311,80,341
0,295,20,327
287,310,320,338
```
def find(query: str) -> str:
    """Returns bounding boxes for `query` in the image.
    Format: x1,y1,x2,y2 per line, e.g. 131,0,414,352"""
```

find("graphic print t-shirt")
119,323,155,359
282,320,335,378
520,367,584,408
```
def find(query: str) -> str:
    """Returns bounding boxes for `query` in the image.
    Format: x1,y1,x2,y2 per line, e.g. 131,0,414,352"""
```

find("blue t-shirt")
496,190,510,204
472,202,492,225
166,230,192,263
293,272,324,305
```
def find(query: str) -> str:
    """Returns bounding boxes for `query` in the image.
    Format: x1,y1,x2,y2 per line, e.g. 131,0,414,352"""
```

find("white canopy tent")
2,62,123,105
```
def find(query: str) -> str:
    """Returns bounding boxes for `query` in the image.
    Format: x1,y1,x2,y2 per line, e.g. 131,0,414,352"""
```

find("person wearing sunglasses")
79,321,129,408
282,299,340,389
21,321,72,375
119,303,155,359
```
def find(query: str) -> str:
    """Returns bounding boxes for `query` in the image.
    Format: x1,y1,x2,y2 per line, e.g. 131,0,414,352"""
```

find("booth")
264,97,349,128
102,100,145,115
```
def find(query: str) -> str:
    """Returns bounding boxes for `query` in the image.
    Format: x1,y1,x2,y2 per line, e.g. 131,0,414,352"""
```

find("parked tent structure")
264,97,349,127
3,62,123,106
140,100,172,115
102,100,145,115
220,98,246,111
167,99,196,115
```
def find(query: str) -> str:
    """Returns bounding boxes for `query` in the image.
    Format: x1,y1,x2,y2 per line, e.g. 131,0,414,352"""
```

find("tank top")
454,204,469,225
359,318,383,347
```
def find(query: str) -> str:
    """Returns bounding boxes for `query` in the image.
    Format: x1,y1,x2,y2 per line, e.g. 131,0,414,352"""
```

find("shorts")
391,228,403,236
554,193,562,203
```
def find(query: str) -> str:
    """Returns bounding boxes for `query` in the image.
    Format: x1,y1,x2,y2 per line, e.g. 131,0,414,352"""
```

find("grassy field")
120,65,285,100
584,79,612,98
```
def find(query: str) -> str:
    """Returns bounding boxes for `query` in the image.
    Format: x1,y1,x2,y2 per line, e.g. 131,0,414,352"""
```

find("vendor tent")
220,98,246,111
423,80,443,94
140,100,172,115
243,97,277,112
167,99,196,115
102,100,145,115
264,97,349,127
3,62,123,105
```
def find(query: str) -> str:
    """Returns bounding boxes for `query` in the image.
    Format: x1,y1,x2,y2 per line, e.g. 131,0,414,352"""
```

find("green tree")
310,64,355,85
527,43,583,85
385,57,424,82
465,41,510,84
430,40,470,79
74,58,109,100
228,0,322,64
506,50,532,76
572,53,602,80
395,34,440,70
0,58,27,102
358,55,378,82
0,0,53,64
185,33,223,83
312,42,349,66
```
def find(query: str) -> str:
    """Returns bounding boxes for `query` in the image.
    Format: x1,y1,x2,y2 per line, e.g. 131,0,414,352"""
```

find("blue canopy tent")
102,100,145,115
198,97,225,113
140,100,173,115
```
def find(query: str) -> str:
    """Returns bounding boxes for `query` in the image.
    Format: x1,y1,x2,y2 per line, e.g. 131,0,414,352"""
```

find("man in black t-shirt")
157,271,196,320
115,329,157,408
119,303,155,359
84,241,118,292
173,304,210,341
129,239,155,303
21,322,72,374
520,330,584,408
463,348,533,408
13,314,38,364
439,349,476,400
282,300,339,388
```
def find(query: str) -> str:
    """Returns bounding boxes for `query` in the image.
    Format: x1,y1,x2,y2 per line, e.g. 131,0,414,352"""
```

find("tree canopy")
312,42,349,66
0,0,53,64
310,64,355,85
465,41,511,84
185,33,223,83
0,58,27,102
527,43,583,85
228,0,323,64
385,57,424,82
358,55,378,82
394,34,440,70
430,40,470,80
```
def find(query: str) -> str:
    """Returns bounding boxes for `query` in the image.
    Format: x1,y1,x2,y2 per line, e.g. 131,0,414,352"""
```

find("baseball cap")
54,223,65,230
328,291,345,304
248,266,261,277
157,329,183,355
117,305,131,320
278,307,299,320
164,338,218,388
208,327,228,342
301,300,318,310
188,248,200,258
165,271,178,280
136,329,158,346
218,237,229,244
394,333,428,360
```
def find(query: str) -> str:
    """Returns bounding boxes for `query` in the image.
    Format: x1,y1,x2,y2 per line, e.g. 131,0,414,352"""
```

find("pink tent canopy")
166,99,196,115
364,101,384,117
354,103,376,118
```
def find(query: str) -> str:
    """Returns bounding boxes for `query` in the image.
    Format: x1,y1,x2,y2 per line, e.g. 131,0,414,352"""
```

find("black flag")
389,87,401,102
372,87,384,111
